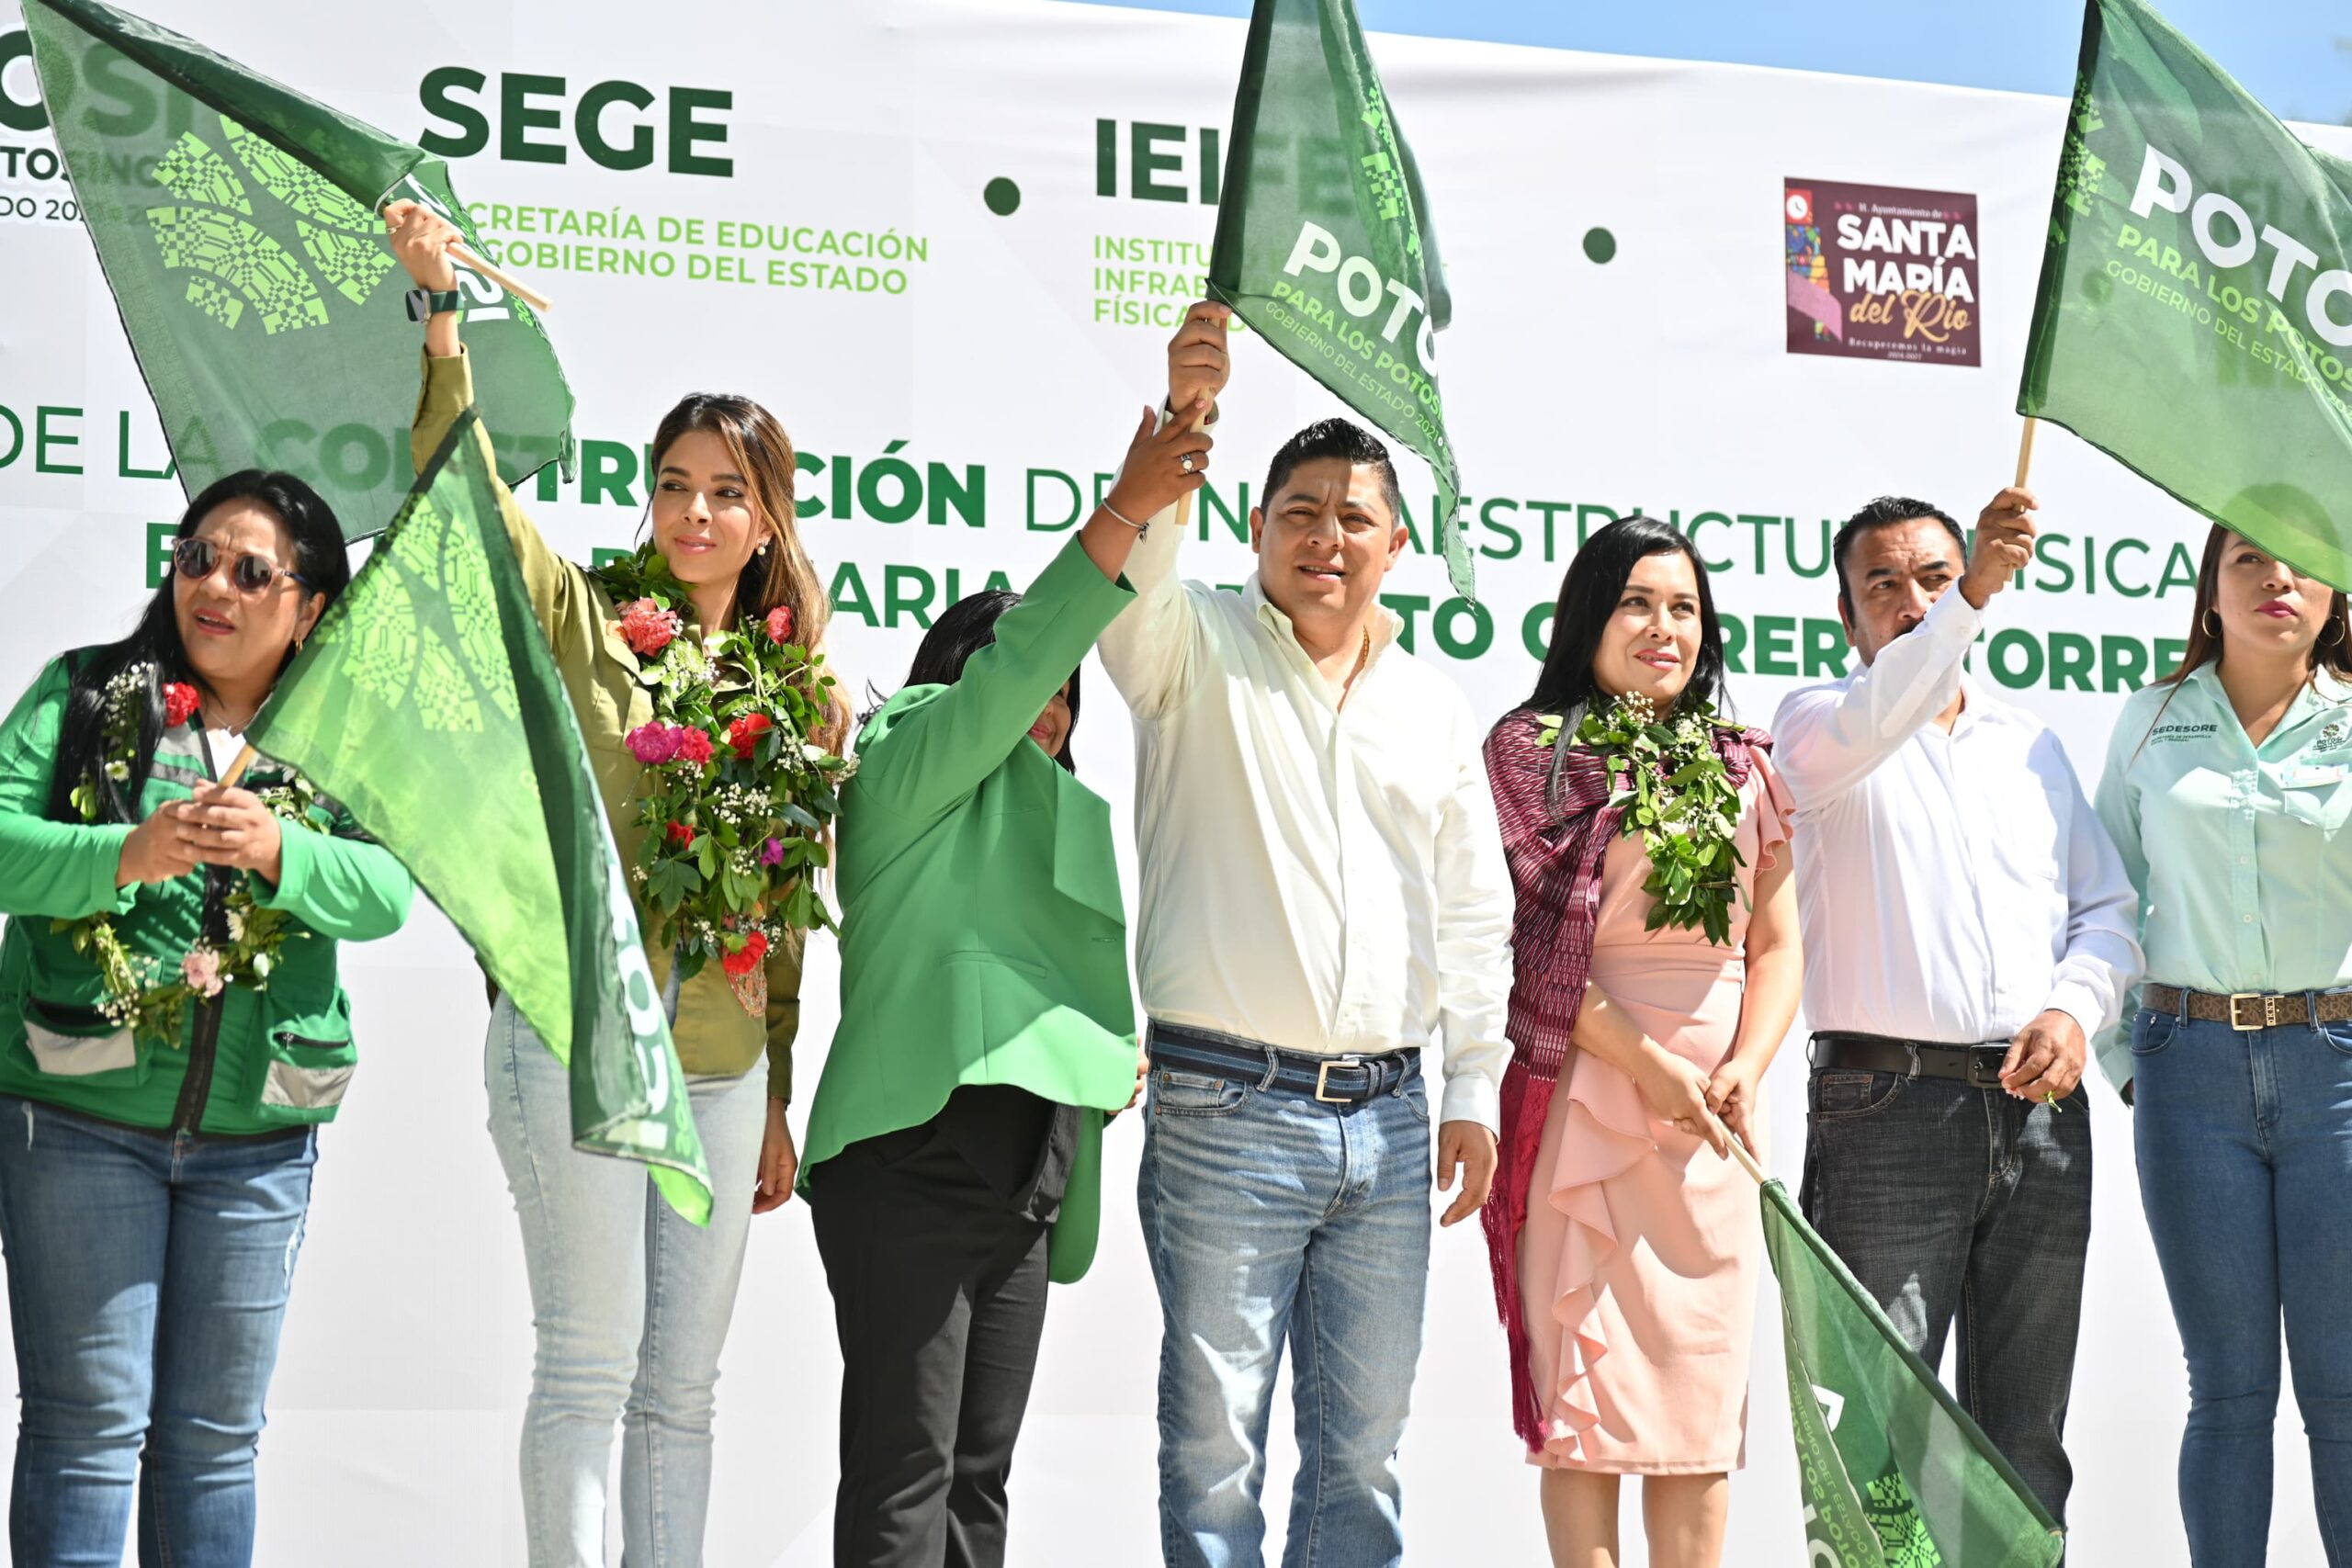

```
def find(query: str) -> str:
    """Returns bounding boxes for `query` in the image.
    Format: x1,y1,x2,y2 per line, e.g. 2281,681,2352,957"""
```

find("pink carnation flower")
675,728,715,766
181,946,224,998
626,722,682,765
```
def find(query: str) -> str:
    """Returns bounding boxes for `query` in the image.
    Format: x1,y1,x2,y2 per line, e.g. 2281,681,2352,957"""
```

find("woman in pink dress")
1481,516,1802,1568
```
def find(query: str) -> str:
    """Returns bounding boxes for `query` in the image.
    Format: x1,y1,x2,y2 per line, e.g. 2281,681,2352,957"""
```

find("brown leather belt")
2143,983,2352,1032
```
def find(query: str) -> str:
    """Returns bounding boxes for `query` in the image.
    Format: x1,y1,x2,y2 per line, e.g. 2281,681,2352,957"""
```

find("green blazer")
800,536,1139,1281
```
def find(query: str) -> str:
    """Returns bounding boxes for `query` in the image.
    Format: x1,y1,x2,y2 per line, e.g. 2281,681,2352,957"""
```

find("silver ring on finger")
1180,454,1195,473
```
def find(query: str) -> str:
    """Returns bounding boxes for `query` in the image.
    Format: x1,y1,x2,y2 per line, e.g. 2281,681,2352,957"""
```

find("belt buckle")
1965,1050,2007,1089
2227,992,2278,1032
1315,1056,1366,1103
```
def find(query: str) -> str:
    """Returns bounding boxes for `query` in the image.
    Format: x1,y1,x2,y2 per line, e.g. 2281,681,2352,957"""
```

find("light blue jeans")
1137,1052,1432,1568
2132,1002,2352,1566
486,995,768,1568
0,1096,315,1568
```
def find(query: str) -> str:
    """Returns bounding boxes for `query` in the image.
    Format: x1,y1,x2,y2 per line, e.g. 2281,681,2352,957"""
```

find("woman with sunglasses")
388,200,847,1566
0,471,413,1566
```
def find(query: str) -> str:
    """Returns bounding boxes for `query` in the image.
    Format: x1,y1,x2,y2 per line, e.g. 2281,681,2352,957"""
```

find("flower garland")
57,665,330,1044
1536,692,1747,945
594,546,853,1015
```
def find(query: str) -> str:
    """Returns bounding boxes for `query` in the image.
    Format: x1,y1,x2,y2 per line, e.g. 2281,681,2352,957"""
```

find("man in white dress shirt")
1097,301,1512,1568
1771,490,2141,1523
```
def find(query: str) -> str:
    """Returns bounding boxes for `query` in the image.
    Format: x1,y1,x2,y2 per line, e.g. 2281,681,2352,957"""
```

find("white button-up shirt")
1770,588,2141,1045
1096,495,1514,1131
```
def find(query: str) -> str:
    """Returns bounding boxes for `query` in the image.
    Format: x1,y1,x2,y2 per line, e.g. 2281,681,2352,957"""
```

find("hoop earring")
2324,617,2346,648
2201,607,2221,638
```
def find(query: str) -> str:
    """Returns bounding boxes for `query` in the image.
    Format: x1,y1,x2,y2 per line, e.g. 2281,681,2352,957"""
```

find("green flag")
1763,1179,2063,1568
2019,0,2352,589
246,412,711,1224
1207,0,1471,597
23,0,572,539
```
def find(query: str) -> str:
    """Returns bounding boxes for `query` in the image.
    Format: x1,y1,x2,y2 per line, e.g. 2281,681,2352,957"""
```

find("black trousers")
809,1122,1052,1568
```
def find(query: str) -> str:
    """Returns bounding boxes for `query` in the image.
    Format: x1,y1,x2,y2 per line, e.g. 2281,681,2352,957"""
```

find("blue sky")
1091,1,2352,125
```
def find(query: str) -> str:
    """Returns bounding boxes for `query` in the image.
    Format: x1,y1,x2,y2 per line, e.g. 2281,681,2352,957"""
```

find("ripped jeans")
0,1095,317,1568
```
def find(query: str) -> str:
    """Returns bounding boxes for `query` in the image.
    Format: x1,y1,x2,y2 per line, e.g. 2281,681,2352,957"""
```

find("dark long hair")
898,591,1080,773
45,470,348,824
2160,519,2352,686
1522,514,1727,721
646,392,848,753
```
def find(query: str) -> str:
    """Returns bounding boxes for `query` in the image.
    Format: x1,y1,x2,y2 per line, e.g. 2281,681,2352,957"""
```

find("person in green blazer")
0,468,413,1566
802,401,1213,1568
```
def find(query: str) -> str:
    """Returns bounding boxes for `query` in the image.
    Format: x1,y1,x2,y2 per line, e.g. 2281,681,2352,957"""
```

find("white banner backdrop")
1,1,2342,1561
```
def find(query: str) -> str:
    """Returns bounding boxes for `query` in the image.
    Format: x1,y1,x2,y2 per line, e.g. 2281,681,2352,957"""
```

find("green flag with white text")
1207,0,1470,597
2019,0,2352,589
1764,1180,2063,1568
246,412,710,1224
22,0,572,540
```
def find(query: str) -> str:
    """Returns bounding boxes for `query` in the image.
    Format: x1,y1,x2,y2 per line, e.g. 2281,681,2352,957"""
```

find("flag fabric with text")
1763,1179,2064,1568
22,0,571,539
2019,0,2352,589
1207,0,1472,597
245,411,711,1224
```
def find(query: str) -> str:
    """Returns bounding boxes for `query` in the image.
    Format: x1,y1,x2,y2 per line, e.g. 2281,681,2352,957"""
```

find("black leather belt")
2143,983,2352,1032
1147,1021,1417,1106
1809,1032,2012,1089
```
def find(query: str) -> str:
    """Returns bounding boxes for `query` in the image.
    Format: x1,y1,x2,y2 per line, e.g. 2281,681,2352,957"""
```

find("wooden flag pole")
220,742,256,790
2014,416,2039,489
448,242,554,313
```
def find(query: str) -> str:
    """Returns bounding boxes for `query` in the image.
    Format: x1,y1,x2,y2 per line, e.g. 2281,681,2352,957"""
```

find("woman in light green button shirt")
2095,521,2352,1566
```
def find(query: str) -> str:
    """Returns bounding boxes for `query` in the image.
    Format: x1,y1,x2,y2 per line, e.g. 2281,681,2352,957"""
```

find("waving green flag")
1208,0,1471,597
23,0,572,539
247,412,711,1224
1764,1180,2064,1568
2019,0,2352,589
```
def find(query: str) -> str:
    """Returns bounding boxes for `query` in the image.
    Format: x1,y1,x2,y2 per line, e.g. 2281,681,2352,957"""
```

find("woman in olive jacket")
802,402,1211,1567
0,469,412,1567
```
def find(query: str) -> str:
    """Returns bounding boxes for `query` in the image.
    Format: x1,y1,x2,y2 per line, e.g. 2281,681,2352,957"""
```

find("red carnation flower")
721,930,769,977
665,821,694,849
162,682,200,728
617,598,682,657
727,712,773,760
675,728,715,766
765,605,795,646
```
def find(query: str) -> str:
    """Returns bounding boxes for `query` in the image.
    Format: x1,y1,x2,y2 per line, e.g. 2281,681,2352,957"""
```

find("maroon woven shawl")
1479,709,1762,1450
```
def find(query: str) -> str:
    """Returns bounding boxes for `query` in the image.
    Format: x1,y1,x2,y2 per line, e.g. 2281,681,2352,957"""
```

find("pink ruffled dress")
1516,755,1793,1472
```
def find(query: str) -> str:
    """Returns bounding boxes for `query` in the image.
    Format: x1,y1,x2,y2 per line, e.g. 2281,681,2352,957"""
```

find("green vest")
801,537,1138,1281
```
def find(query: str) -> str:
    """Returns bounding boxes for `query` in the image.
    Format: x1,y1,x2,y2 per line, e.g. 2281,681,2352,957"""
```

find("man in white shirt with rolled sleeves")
1098,300,1510,1568
1772,489,2141,1525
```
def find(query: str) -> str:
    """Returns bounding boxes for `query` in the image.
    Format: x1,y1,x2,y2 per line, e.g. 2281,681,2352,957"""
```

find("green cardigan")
0,655,413,1134
800,536,1138,1282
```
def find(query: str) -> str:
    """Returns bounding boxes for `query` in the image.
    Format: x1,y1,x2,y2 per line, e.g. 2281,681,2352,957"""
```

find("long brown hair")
649,393,850,750
2159,522,2352,686
2132,521,2352,761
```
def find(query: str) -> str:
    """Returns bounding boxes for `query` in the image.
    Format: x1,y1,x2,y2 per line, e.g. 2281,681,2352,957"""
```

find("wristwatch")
404,287,464,323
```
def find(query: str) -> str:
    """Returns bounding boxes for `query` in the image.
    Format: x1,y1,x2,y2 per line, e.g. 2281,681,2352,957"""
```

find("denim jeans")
0,1095,316,1568
1799,1063,2092,1522
2132,1003,2352,1566
485,995,768,1568
1137,1048,1431,1568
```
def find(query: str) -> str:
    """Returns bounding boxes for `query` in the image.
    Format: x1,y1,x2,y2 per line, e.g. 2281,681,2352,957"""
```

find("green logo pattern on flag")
247,413,711,1224
2019,0,2352,590
23,0,573,540
1762,1179,2063,1568
1207,0,1472,598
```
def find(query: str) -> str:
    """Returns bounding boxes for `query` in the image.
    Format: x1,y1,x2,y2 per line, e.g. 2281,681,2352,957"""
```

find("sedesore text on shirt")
2093,664,2352,1089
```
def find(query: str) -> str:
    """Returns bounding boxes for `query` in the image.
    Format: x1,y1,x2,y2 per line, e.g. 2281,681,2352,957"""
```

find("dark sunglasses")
173,537,306,596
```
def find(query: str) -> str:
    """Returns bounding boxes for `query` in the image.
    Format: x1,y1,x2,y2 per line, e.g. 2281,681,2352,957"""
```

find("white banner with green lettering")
1,2,2339,1562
